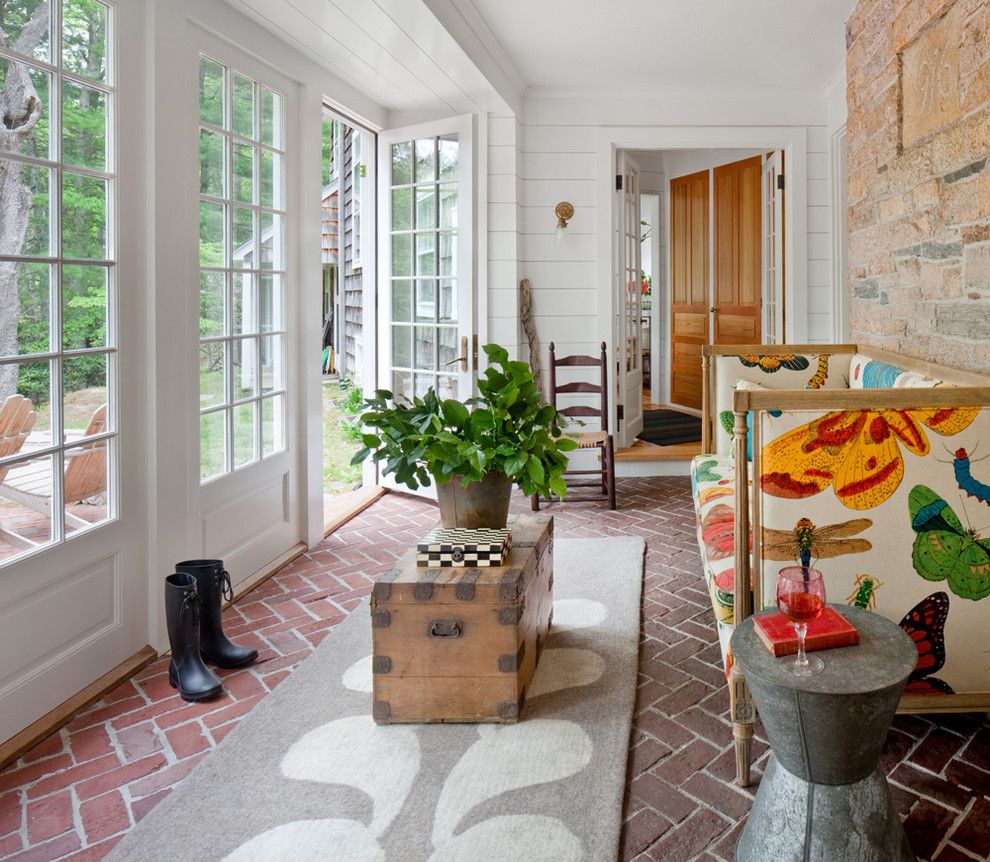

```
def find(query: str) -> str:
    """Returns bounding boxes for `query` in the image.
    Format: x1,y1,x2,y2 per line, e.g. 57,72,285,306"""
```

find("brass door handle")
443,335,469,371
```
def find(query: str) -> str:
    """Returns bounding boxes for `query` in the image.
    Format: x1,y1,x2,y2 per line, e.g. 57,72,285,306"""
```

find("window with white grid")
0,0,115,566
198,55,286,482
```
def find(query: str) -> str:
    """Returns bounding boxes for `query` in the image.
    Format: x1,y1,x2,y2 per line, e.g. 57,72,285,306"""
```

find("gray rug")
108,537,645,862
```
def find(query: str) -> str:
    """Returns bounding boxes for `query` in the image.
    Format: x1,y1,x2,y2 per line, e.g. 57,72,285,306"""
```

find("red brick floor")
1,478,988,861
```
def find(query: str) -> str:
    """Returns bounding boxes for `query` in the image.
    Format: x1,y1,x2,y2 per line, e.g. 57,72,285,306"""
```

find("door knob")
709,306,717,314
443,335,469,371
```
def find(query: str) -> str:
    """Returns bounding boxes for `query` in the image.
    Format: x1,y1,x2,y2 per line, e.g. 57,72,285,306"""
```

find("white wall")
504,93,836,392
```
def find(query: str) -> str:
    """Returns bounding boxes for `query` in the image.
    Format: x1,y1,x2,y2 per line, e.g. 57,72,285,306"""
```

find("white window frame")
0,0,118,566
197,53,287,483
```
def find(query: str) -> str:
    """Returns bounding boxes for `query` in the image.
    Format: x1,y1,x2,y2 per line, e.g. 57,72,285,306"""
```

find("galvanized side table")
731,604,917,862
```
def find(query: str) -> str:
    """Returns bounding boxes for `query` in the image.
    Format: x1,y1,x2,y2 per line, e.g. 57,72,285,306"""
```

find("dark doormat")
636,409,702,446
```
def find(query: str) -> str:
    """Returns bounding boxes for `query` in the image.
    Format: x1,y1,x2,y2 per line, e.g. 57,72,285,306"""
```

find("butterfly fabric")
899,592,954,694
761,407,979,510
739,354,809,373
909,484,990,601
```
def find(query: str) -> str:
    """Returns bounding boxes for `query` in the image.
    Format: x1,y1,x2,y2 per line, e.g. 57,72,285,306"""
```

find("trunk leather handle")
430,620,462,638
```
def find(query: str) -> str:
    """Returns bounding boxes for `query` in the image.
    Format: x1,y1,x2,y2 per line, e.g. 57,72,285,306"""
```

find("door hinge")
777,174,785,190
617,404,624,422
615,174,623,191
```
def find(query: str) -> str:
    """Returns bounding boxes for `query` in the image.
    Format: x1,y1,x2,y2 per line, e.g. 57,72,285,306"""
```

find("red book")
753,606,859,657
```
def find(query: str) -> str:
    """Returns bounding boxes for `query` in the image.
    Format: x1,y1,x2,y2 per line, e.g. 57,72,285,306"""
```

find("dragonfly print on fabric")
909,484,990,601
761,407,979,510
762,517,872,569
899,591,954,695
846,573,883,611
738,354,810,373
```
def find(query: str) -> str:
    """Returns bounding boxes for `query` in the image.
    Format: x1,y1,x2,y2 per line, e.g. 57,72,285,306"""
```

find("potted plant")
352,344,577,528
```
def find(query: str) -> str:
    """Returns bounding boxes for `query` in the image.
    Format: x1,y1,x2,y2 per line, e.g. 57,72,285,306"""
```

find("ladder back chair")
532,341,616,510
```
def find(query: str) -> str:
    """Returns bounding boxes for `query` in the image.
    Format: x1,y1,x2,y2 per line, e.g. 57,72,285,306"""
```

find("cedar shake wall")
846,0,990,370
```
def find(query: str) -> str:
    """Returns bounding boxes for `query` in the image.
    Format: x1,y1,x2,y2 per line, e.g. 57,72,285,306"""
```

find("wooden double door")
670,155,764,410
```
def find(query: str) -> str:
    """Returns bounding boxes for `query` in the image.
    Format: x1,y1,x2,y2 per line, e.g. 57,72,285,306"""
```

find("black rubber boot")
175,559,258,669
165,573,223,702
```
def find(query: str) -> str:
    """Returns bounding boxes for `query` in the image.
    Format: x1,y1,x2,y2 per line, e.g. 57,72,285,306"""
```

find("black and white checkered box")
416,527,512,567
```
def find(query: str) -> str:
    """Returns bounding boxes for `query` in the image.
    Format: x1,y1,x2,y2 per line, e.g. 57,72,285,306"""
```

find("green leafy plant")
352,344,577,498
338,385,365,445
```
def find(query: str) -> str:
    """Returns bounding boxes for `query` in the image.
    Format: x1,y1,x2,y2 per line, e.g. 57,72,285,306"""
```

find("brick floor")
1,478,989,861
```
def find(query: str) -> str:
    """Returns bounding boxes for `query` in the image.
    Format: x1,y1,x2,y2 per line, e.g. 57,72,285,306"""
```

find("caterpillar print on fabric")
952,447,990,505
804,355,830,390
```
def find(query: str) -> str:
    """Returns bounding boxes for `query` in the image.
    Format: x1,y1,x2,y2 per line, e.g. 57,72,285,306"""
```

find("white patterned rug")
107,537,645,862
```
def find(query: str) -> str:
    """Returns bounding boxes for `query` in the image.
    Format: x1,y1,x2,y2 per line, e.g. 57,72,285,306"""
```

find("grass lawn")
323,380,363,494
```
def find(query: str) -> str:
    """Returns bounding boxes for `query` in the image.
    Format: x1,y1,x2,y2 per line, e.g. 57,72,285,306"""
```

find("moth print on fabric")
701,504,735,561
738,354,810,373
708,568,734,624
761,407,979,510
846,573,883,611
899,591,954,695
762,517,872,569
909,484,990,601
804,356,830,390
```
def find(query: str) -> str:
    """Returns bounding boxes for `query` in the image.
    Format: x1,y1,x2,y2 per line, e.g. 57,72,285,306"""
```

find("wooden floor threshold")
615,440,701,461
324,485,386,537
0,646,158,771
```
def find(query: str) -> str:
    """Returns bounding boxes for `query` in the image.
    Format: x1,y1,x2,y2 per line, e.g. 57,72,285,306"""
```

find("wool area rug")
636,408,702,446
108,536,645,862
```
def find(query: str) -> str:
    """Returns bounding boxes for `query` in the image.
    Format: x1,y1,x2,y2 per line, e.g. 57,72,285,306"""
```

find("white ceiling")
224,0,513,117
466,0,857,94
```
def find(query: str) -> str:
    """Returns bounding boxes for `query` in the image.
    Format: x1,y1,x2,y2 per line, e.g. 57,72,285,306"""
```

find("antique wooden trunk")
370,513,553,723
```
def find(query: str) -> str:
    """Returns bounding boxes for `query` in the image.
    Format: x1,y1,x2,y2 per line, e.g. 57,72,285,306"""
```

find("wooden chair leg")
605,434,616,510
729,664,755,786
531,492,540,511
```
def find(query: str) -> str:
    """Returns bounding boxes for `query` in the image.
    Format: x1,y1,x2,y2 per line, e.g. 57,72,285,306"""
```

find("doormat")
107,537,645,862
636,408,702,446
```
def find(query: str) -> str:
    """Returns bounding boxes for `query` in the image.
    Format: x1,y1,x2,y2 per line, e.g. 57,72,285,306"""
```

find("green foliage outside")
354,344,576,498
324,380,362,494
8,0,109,410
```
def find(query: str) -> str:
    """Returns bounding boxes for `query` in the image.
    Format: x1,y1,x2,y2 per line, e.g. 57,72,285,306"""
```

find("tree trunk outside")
0,1,49,402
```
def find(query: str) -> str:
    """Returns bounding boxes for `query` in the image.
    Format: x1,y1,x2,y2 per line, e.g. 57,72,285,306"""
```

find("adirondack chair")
0,404,107,547
0,395,39,548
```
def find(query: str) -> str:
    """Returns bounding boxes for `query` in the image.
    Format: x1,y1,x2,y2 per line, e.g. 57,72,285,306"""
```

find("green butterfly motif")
909,484,990,601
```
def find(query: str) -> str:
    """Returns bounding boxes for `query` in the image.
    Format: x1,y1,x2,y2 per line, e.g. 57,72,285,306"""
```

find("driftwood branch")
520,278,542,396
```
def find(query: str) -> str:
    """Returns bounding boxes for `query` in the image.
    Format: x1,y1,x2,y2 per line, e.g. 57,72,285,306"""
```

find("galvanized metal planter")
435,471,513,528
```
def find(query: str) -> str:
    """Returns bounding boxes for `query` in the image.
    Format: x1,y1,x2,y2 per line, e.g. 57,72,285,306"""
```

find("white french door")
616,151,643,446
185,29,301,594
376,115,475,496
762,151,785,344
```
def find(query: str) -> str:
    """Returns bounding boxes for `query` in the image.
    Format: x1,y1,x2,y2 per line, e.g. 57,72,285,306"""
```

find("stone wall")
846,0,990,370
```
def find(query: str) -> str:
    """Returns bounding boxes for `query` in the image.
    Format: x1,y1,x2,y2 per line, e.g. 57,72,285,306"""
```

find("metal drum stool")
731,605,917,862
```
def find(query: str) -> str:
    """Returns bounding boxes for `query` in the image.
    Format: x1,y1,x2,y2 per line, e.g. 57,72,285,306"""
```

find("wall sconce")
554,201,574,240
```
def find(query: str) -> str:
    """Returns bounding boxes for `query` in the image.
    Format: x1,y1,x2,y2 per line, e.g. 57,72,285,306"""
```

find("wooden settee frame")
700,343,990,786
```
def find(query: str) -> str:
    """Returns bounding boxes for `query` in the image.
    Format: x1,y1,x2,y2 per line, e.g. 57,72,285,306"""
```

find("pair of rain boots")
165,560,258,702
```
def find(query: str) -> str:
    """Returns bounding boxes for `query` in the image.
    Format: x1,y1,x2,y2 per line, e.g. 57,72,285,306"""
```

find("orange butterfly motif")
761,407,978,511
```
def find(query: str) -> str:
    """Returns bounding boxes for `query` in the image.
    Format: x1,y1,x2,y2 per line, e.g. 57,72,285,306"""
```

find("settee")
690,343,990,785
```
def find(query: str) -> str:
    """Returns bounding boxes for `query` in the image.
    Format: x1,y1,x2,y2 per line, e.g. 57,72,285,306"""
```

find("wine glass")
776,566,826,675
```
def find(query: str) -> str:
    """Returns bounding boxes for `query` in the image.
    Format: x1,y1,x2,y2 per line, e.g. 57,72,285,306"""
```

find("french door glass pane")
199,271,225,338
201,411,226,480
0,0,117,565
389,132,459,401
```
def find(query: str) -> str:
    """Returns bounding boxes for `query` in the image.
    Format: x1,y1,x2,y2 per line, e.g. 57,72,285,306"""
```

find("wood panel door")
669,170,709,410
713,156,762,344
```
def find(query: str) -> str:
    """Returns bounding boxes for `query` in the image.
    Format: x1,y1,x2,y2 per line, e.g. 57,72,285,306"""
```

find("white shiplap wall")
487,115,523,359
504,104,837,383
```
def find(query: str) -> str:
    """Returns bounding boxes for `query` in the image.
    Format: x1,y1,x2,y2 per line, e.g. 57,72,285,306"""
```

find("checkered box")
416,527,512,567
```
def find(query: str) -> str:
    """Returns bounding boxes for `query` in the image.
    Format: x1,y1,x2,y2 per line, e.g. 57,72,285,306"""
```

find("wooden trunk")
370,513,553,723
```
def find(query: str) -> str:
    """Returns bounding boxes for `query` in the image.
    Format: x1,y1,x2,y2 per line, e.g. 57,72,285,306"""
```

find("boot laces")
219,569,233,602
179,587,199,623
